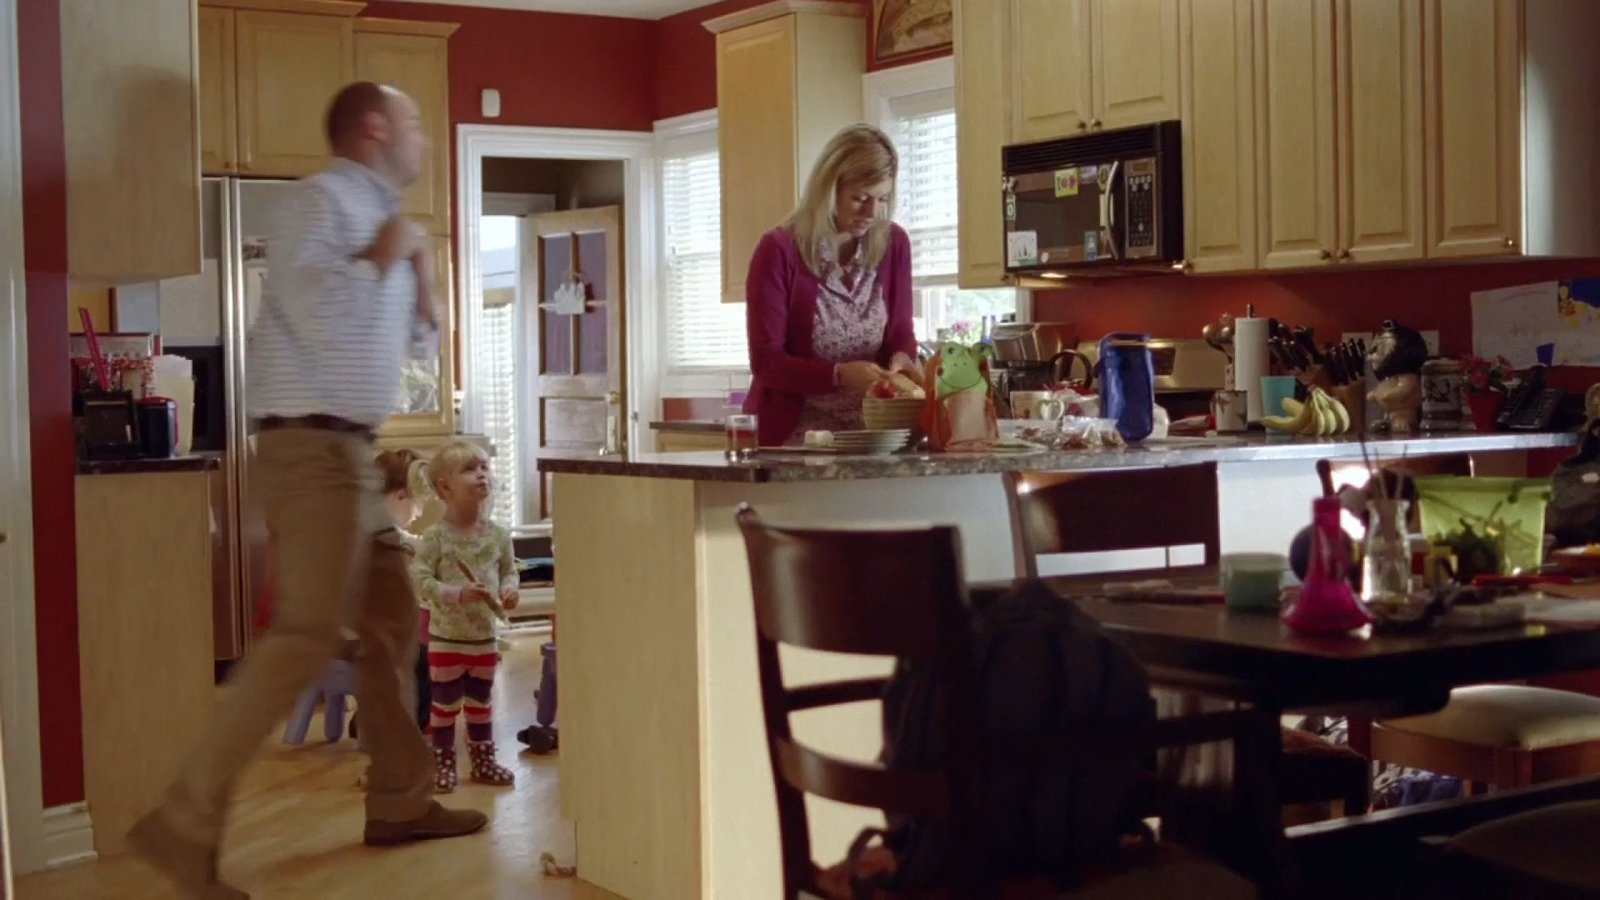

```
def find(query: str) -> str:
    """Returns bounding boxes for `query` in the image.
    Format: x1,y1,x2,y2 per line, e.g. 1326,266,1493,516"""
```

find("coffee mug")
1221,552,1288,611
1259,375,1299,421
1010,391,1055,420
1211,390,1248,433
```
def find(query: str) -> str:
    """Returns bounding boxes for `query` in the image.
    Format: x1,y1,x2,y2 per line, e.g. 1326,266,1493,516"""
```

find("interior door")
530,206,623,521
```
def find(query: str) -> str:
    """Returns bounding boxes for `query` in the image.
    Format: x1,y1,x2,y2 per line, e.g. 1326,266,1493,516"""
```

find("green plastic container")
1414,476,1553,576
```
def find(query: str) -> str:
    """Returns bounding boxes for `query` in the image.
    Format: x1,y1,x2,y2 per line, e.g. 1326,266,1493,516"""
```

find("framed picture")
870,0,953,67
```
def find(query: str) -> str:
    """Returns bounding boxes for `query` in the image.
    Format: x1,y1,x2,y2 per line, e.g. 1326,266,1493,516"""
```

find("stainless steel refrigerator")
160,177,297,661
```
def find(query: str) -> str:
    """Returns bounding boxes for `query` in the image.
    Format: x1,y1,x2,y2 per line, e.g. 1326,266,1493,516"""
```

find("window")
868,59,1025,343
657,113,746,385
479,215,520,528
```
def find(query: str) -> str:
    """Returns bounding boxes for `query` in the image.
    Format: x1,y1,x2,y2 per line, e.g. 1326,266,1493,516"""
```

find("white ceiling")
382,0,713,19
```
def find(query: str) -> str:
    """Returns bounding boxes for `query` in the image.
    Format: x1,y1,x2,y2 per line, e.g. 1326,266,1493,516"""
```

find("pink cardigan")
741,224,917,446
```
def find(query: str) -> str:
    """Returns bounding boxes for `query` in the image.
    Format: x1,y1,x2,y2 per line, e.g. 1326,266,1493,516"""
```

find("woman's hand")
888,352,924,386
836,360,889,393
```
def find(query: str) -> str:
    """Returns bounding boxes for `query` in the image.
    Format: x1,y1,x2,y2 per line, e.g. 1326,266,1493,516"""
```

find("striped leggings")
428,638,499,748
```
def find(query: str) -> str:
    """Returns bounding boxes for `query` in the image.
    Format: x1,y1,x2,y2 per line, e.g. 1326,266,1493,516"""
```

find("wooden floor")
17,633,622,900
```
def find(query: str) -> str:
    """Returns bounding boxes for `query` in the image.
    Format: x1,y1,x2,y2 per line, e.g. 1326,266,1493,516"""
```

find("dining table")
1001,579,1600,898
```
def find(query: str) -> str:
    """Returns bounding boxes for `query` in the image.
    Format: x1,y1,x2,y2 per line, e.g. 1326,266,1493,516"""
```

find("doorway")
454,125,659,530
477,157,626,528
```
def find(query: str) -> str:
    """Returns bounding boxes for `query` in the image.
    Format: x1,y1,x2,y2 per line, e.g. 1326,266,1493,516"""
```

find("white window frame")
653,110,751,399
863,57,1031,332
480,192,554,529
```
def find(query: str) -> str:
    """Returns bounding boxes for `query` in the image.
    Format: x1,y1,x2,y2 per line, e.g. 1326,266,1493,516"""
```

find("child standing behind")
412,440,520,791
373,447,430,733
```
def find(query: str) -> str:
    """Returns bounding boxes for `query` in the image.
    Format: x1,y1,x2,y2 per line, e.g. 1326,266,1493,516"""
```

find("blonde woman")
742,124,923,446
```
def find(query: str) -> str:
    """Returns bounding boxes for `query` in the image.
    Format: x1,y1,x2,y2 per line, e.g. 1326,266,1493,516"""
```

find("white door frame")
0,0,45,877
454,124,659,461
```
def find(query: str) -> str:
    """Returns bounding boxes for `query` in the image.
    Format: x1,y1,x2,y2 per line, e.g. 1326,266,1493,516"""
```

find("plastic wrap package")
1000,417,1128,451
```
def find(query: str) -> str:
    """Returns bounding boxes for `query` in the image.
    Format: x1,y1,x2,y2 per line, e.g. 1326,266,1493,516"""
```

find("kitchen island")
538,430,1574,900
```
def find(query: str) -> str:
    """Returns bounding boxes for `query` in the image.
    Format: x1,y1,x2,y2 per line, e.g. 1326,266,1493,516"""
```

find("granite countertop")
541,430,1580,483
77,453,222,475
650,420,723,434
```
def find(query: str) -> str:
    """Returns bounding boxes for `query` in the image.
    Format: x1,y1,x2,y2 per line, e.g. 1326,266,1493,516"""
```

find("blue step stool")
283,658,359,745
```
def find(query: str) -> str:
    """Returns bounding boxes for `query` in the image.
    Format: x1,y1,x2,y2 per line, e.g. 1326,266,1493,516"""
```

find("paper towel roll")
1235,316,1270,422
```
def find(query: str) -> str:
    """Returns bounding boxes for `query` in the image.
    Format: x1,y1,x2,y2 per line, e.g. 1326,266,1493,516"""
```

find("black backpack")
853,578,1156,895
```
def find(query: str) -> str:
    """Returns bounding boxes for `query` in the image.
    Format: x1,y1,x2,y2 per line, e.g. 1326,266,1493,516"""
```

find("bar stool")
1435,799,1600,896
283,657,358,746
735,505,1262,898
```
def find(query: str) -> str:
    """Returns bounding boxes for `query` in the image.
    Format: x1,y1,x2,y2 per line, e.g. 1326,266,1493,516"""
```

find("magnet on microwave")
1079,165,1098,184
1007,230,1039,268
1083,231,1099,262
1098,167,1113,191
1053,168,1079,197
1004,194,1017,221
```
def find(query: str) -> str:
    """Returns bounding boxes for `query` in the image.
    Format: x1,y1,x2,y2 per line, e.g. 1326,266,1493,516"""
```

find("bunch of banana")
1262,387,1351,436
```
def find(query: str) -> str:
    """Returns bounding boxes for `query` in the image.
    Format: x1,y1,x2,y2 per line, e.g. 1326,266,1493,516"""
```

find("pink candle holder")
1281,496,1373,635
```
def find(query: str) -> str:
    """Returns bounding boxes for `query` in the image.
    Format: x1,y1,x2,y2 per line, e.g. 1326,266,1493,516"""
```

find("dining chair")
1004,464,1373,820
735,505,1262,899
1433,798,1600,896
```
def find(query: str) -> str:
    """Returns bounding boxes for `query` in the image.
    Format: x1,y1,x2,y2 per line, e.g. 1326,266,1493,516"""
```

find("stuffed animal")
921,342,999,451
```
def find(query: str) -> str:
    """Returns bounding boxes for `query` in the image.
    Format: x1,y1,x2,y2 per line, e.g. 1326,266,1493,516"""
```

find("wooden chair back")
735,505,983,898
1004,463,1221,579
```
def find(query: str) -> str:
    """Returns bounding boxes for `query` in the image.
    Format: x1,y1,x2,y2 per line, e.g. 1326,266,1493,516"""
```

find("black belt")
256,414,376,442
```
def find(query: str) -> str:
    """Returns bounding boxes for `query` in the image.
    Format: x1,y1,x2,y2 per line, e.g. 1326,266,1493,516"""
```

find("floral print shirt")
411,520,516,643
791,239,888,442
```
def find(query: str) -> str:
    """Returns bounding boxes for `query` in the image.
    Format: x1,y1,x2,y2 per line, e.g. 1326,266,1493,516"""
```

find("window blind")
479,296,518,527
889,90,959,285
661,147,745,370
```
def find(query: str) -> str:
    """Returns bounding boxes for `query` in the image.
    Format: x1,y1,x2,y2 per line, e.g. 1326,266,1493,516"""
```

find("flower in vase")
1458,354,1516,395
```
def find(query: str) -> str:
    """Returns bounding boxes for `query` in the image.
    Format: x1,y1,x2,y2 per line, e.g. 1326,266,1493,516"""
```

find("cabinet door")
955,0,1009,288
1336,0,1425,264
235,11,353,178
197,6,237,174
1093,0,1181,130
1181,0,1256,272
1011,0,1092,141
716,17,798,303
1423,0,1520,259
1254,0,1338,269
354,31,451,234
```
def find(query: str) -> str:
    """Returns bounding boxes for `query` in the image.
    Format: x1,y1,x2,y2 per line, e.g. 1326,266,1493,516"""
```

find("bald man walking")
128,82,487,898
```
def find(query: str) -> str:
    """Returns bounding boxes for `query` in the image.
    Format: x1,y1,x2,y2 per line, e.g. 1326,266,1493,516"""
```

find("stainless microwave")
1001,120,1184,276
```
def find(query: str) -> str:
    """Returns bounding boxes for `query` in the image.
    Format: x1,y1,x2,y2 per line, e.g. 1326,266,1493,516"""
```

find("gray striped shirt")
246,159,438,427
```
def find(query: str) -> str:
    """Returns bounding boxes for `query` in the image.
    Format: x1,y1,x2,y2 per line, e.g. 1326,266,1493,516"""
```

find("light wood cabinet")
953,0,1010,289
353,19,458,236
1010,0,1091,141
1336,0,1425,264
1422,0,1521,259
1094,0,1182,130
1180,0,1256,272
59,0,202,282
707,1,865,303
1011,0,1178,142
235,10,354,177
1253,0,1338,269
197,6,238,174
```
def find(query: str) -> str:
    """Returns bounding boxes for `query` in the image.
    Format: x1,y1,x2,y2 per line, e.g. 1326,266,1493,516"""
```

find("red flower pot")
1466,390,1505,432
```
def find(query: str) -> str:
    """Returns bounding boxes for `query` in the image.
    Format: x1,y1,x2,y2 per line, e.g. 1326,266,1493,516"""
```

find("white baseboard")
41,803,96,869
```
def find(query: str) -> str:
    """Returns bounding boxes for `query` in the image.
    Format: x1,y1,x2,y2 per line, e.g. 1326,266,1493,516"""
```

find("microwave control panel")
1124,157,1158,259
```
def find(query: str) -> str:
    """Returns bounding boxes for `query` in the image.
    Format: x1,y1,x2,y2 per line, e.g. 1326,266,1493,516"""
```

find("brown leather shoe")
363,801,489,847
126,810,249,899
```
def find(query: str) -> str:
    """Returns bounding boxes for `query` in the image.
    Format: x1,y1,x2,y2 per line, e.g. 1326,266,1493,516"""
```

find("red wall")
19,0,85,807
1033,258,1600,360
362,2,658,132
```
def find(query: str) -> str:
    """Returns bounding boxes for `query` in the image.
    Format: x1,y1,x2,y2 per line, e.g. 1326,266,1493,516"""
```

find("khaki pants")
158,428,433,846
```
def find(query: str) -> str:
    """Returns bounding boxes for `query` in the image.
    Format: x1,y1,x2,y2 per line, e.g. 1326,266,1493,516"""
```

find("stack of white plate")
827,429,912,455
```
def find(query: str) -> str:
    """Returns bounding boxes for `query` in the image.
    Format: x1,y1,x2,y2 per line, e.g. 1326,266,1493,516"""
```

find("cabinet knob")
1089,119,1102,131
1505,237,1517,249
1320,248,1332,260
1336,249,1351,261
1076,121,1088,132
